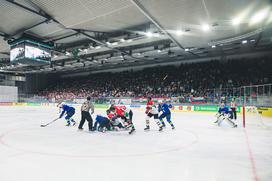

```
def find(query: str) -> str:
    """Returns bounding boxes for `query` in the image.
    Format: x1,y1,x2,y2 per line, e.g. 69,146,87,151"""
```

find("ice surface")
0,106,271,181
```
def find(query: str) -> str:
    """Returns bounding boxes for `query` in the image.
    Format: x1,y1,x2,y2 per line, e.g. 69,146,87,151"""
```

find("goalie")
215,103,237,128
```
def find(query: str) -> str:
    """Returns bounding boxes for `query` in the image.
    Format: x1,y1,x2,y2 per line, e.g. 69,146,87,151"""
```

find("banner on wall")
0,102,13,106
12,102,27,106
194,105,241,113
171,105,194,112
190,97,206,104
194,105,218,112
26,102,41,106
111,99,131,105
41,103,50,106
245,106,258,114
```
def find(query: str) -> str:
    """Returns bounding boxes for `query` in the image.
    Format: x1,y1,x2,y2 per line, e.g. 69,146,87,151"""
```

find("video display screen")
10,44,25,62
9,40,52,65
25,44,51,62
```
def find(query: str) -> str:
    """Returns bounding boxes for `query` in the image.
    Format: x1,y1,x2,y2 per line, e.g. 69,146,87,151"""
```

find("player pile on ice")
94,104,136,134
56,96,176,134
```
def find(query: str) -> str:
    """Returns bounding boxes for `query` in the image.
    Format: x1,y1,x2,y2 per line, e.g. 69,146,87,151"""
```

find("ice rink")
0,106,271,181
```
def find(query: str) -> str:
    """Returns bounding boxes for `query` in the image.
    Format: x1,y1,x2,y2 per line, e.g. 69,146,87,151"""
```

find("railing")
194,84,272,106
241,84,272,106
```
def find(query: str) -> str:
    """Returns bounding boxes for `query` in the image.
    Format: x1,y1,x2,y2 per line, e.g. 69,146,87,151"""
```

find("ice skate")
158,126,163,131
72,121,76,126
144,126,150,131
129,128,136,134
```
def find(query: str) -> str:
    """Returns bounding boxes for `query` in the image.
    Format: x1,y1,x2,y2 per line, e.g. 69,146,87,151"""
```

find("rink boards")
1,102,272,117
0,102,225,112
0,102,248,114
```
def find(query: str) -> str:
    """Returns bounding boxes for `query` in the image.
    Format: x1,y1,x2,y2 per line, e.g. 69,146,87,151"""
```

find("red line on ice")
244,129,259,181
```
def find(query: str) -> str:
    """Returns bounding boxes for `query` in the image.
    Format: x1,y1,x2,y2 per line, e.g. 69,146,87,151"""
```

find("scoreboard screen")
10,43,25,62
10,39,52,66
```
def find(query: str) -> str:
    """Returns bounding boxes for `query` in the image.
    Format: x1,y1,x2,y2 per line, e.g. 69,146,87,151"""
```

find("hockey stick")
163,74,168,80
40,118,59,127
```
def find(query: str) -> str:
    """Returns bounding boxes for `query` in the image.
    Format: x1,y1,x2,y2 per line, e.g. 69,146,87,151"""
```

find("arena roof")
0,0,272,74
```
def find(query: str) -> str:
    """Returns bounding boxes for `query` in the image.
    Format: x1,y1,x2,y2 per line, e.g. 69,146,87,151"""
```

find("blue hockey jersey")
218,106,230,114
94,115,110,130
158,103,172,114
95,115,108,123
59,104,75,118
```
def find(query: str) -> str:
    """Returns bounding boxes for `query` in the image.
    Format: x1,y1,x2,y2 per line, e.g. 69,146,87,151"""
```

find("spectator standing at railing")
78,96,94,132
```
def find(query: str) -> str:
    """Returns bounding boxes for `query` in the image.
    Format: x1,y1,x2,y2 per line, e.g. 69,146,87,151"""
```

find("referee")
78,96,94,131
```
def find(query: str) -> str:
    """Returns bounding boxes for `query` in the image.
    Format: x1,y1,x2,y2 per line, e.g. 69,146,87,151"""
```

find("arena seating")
39,58,272,101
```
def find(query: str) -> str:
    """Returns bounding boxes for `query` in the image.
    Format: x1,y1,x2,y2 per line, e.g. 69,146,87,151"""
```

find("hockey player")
144,97,163,131
106,109,115,120
158,100,175,129
215,103,237,128
58,103,76,126
126,106,136,134
230,98,237,121
109,104,126,124
109,104,136,134
106,109,125,130
93,115,111,132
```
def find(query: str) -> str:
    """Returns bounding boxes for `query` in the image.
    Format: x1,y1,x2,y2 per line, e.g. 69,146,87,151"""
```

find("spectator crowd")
39,58,272,102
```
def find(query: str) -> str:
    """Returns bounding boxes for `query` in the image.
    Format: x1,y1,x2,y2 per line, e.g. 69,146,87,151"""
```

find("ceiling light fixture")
146,31,153,37
176,30,183,36
232,17,242,25
250,8,270,25
201,24,210,31
242,40,248,44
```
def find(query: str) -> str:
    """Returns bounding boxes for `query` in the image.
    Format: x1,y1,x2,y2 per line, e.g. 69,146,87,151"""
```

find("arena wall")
0,85,18,102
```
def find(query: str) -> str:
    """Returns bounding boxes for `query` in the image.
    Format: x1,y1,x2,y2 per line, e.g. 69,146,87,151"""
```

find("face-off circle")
0,128,198,158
